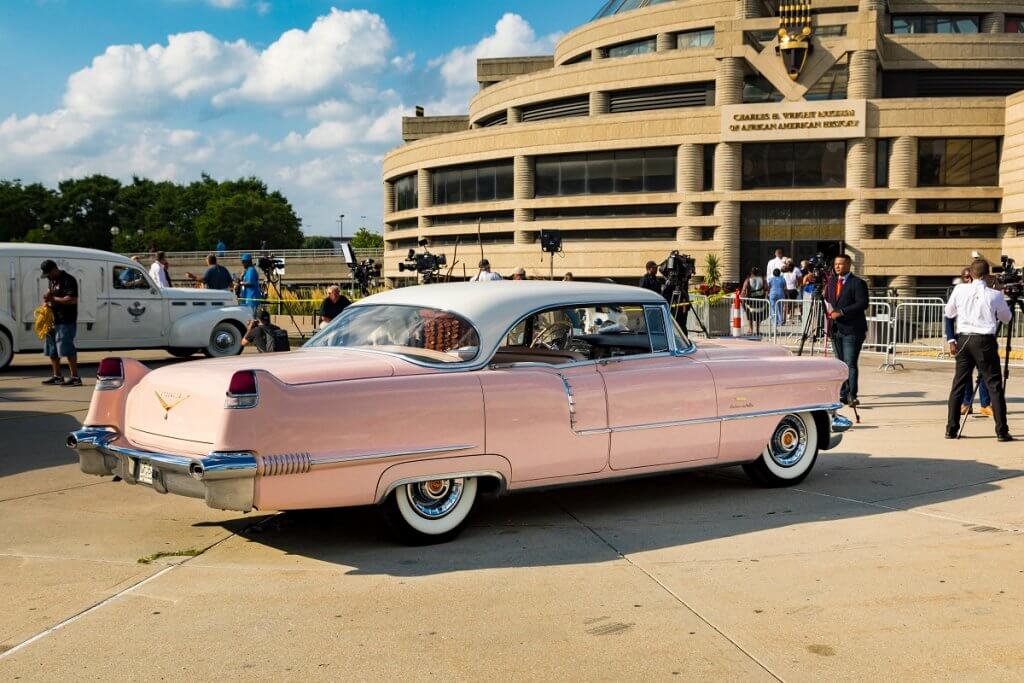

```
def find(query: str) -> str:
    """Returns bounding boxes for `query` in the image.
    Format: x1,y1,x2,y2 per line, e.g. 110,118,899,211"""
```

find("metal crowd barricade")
888,301,949,367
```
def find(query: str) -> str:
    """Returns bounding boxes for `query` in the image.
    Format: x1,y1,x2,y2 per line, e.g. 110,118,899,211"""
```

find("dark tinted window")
534,149,677,197
891,15,980,34
918,138,1000,187
915,225,998,238
917,199,999,213
394,174,418,212
875,139,891,188
678,28,714,49
744,75,784,104
432,160,514,205
606,37,657,58
742,142,847,189
1009,16,1024,33
702,145,715,191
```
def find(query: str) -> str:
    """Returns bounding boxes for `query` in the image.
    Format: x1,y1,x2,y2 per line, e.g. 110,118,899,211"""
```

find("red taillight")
95,357,124,391
225,370,259,409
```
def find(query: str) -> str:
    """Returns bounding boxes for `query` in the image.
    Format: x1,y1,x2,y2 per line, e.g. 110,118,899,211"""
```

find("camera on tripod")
398,240,447,283
257,255,285,283
659,251,696,287
806,252,831,293
994,255,1023,301
351,259,381,296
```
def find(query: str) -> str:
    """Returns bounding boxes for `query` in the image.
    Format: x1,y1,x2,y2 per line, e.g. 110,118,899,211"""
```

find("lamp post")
337,214,345,241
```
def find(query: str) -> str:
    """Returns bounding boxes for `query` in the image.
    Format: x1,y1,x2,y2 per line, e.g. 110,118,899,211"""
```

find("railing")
125,248,385,261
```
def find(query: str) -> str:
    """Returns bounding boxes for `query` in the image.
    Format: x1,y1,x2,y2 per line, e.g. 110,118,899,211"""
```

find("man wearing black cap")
242,310,290,353
40,260,81,386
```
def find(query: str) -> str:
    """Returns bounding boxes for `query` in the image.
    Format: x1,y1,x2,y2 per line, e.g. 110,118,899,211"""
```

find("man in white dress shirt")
765,248,786,285
149,252,171,288
470,259,503,282
944,259,1013,441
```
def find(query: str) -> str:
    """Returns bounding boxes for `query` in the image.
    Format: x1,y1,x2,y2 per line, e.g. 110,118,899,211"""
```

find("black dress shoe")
997,434,1014,443
945,431,958,440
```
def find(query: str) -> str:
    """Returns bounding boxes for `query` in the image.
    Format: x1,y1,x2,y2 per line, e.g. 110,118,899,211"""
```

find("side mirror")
150,289,157,295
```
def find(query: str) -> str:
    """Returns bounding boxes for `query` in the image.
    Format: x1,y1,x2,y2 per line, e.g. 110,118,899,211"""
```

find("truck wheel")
202,322,243,358
743,412,819,487
382,477,479,545
0,328,12,371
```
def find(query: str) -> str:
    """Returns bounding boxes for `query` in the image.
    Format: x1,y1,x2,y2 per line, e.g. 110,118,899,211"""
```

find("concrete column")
888,136,917,239
859,0,887,12
514,155,534,246
982,13,1005,33
888,275,917,296
676,144,705,242
590,91,610,116
848,51,879,100
508,107,522,124
714,201,741,282
714,142,741,193
677,203,703,242
417,168,432,210
737,0,762,19
591,48,604,61
383,181,395,218
846,139,875,258
716,58,745,106
656,32,676,52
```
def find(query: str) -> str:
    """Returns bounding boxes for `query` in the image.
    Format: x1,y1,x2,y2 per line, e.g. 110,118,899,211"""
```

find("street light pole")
338,214,345,241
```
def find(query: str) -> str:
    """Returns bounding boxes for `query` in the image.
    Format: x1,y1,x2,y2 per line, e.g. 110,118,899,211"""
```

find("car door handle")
110,301,123,307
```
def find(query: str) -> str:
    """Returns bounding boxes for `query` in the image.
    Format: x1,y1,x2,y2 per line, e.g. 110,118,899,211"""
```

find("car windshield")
306,305,481,364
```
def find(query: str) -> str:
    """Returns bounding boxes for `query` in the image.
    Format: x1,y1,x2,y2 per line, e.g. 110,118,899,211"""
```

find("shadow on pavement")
223,451,1022,577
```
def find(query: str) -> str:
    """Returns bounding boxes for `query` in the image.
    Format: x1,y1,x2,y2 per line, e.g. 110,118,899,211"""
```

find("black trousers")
946,334,1009,437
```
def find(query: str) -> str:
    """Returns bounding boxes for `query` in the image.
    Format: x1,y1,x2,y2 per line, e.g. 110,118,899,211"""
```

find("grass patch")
137,548,203,565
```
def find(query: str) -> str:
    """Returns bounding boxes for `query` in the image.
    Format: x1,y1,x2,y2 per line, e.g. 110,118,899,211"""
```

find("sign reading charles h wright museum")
721,100,866,143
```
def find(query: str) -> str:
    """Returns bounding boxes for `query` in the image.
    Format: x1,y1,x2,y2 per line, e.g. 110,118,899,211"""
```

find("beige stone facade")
383,0,1024,292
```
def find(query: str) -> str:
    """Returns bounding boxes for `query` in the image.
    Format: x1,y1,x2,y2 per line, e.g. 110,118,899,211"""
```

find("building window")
608,83,715,113
561,228,679,241
875,139,891,188
478,111,508,127
521,96,590,123
593,0,675,20
1008,16,1024,33
394,174,418,212
388,219,418,232
805,57,848,101
916,199,999,213
430,232,515,246
429,211,514,226
678,28,714,49
918,138,1000,187
883,71,1024,98
605,37,657,59
915,225,999,239
741,142,847,189
563,52,592,65
702,145,715,191
890,15,981,34
743,74,784,104
432,160,514,206
534,148,677,197
816,25,848,37
534,204,677,219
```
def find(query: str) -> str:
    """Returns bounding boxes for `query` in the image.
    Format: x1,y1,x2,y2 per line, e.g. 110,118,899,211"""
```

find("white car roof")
354,280,666,356
0,242,135,265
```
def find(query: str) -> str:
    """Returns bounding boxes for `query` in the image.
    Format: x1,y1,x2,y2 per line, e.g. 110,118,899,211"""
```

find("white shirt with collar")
945,280,1012,336
470,270,503,282
149,261,170,288
766,257,785,278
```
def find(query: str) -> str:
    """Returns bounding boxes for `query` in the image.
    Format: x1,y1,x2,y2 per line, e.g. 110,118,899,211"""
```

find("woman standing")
741,266,767,335
768,268,787,327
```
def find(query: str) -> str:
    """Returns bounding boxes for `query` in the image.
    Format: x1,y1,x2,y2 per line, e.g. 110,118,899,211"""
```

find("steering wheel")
531,321,573,350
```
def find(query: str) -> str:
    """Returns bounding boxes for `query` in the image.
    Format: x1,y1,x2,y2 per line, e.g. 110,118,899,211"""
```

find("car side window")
113,265,150,290
645,306,670,353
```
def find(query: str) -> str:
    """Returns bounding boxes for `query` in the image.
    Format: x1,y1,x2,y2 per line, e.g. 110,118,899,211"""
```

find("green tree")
349,227,384,250
195,180,303,251
0,180,58,242
302,235,335,250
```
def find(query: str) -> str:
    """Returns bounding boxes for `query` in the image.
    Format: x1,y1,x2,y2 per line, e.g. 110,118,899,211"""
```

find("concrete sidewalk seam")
0,482,105,505
556,501,785,683
0,408,88,422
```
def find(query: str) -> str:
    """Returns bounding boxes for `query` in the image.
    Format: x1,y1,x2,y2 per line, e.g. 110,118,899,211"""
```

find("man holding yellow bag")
39,259,81,387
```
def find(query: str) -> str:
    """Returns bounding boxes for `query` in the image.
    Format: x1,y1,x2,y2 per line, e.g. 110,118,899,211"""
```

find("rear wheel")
742,412,819,487
202,322,243,358
383,477,479,545
0,328,12,371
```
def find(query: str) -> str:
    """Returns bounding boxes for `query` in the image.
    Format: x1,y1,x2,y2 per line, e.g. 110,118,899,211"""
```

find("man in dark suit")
824,254,870,406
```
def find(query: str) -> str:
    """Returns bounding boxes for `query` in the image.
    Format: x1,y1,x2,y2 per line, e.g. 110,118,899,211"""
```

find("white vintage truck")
0,244,252,370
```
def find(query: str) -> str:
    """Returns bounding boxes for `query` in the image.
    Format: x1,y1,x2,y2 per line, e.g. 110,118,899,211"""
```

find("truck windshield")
306,305,481,364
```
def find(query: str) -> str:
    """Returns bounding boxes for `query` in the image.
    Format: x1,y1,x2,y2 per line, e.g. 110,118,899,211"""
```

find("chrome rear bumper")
826,413,853,451
68,427,257,512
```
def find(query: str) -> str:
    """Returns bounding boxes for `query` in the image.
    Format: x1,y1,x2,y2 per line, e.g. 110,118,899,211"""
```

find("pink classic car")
69,281,851,544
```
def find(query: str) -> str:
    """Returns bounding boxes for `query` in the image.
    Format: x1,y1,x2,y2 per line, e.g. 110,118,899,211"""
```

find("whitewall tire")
743,412,819,487
0,328,12,371
203,322,243,358
384,477,478,545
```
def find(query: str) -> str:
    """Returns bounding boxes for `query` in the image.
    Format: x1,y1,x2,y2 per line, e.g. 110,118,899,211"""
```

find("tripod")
796,286,827,357
668,283,709,338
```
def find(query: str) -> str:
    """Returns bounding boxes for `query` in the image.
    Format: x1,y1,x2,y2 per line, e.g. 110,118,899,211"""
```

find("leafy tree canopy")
349,227,384,250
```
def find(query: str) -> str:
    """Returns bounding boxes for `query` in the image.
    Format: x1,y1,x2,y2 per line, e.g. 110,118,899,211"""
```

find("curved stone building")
383,0,1024,293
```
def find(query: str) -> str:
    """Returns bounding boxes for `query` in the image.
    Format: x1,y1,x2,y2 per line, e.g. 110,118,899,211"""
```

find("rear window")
306,305,480,364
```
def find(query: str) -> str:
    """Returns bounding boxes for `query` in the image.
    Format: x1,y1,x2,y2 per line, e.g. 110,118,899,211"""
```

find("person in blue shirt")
216,240,227,257
238,254,261,313
768,268,787,326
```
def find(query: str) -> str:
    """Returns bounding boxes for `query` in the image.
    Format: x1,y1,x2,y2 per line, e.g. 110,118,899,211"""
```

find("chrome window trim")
610,403,844,433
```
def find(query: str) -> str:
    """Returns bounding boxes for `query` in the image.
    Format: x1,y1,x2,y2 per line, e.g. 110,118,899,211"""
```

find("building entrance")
740,202,845,278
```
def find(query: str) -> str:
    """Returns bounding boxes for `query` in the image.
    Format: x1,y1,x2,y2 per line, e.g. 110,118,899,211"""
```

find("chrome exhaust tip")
66,434,79,449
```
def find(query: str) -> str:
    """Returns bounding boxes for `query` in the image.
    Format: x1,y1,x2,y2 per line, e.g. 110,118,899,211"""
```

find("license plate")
138,462,154,485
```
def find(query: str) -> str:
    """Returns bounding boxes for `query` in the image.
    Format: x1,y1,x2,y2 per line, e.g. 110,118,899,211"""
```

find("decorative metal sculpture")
777,2,814,81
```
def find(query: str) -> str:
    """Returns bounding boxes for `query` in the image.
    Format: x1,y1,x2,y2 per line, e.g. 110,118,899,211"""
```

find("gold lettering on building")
728,108,860,134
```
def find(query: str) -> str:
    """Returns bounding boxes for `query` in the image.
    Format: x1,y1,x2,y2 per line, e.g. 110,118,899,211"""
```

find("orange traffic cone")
731,290,742,337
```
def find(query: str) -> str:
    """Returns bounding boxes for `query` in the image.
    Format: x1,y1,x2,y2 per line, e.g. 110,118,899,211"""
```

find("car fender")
375,454,513,503
0,310,20,351
167,306,251,347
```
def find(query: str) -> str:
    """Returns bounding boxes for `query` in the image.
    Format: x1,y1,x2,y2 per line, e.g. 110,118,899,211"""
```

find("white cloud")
214,8,393,107
64,32,256,118
205,0,244,8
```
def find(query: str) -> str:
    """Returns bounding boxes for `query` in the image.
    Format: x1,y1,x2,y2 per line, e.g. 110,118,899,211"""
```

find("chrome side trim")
312,444,477,469
257,452,313,477
609,403,843,434
379,470,507,502
560,375,578,430
831,415,854,433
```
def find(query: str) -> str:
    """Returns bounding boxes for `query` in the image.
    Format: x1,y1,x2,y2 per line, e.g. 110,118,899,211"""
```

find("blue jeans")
833,333,865,402
769,295,784,325
962,373,991,407
43,323,77,359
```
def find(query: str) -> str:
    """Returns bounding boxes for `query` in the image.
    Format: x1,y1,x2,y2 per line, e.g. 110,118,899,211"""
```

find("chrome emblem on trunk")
155,391,189,419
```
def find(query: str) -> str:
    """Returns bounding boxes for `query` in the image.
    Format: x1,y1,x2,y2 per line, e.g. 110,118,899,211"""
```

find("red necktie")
836,278,843,300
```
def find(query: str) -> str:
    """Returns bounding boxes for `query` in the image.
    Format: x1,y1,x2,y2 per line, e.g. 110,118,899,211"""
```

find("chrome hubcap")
769,416,808,468
406,478,464,519
213,331,235,351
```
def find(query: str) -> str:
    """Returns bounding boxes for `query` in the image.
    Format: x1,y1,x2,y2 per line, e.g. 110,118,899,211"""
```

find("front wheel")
742,412,819,487
383,477,478,545
202,322,243,358
0,328,13,371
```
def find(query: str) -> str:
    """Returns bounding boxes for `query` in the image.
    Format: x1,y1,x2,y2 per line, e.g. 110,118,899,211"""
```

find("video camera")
659,251,696,287
805,252,831,295
257,255,285,283
351,258,382,296
994,255,1023,301
398,240,447,283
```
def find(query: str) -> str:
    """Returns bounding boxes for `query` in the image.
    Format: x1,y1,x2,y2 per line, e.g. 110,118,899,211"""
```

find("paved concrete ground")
0,350,1022,681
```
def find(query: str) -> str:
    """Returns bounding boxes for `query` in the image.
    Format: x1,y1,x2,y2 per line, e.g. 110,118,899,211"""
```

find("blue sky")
1,0,596,236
